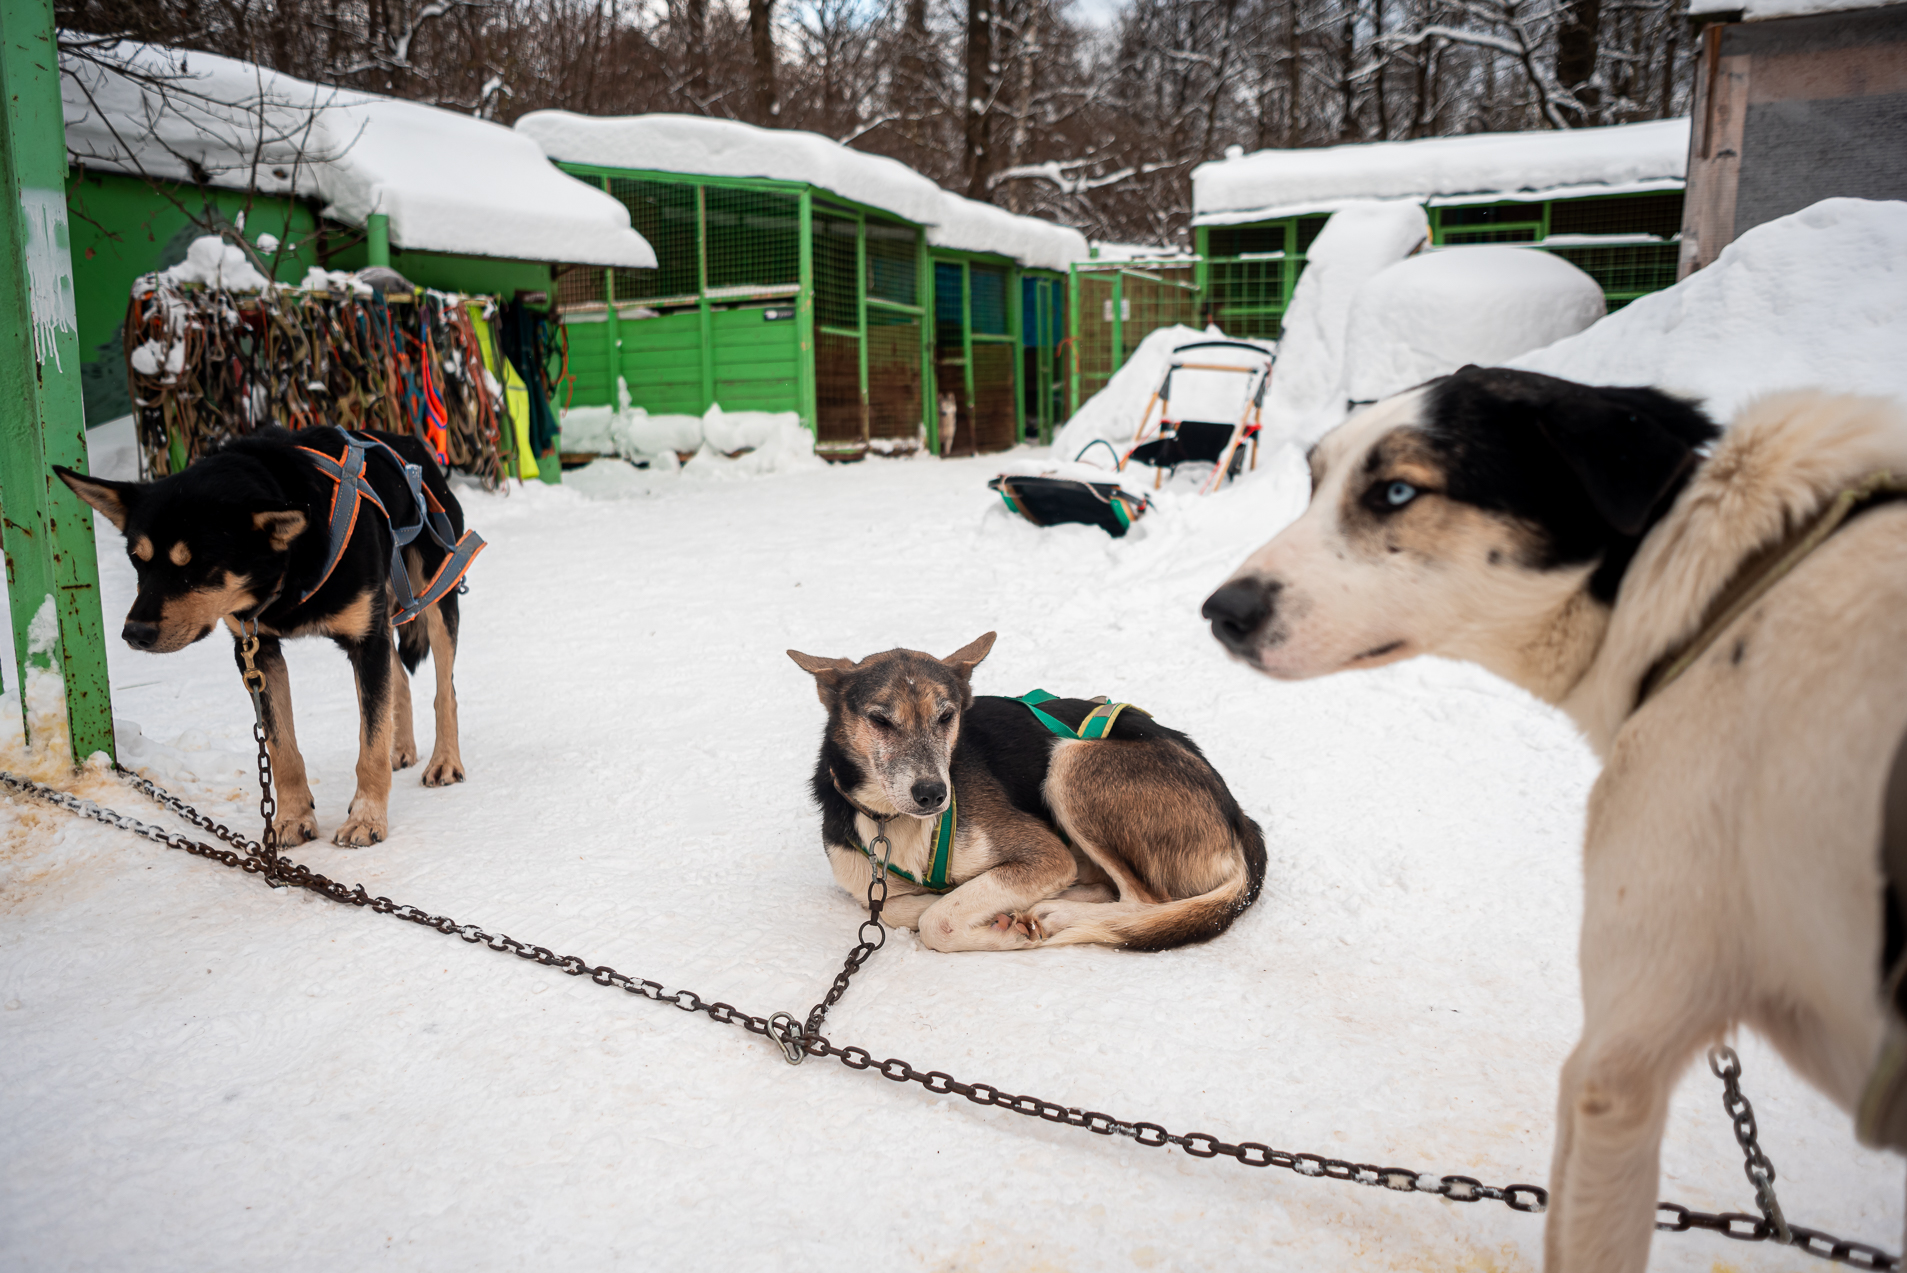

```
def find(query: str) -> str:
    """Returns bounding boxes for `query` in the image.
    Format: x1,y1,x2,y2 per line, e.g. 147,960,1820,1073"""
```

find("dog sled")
987,471,1150,538
1121,339,1273,494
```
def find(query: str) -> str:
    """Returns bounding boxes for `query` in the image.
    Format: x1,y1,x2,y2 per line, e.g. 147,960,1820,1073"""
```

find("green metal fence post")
1007,266,1024,443
0,2,116,762
1109,271,1124,376
365,212,390,267
1066,264,1080,419
795,191,817,434
695,185,714,413
919,238,936,452
854,211,869,440
959,262,974,427
603,267,621,405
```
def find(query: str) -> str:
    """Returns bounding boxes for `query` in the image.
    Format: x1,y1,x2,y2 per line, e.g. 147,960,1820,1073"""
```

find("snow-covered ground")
4,421,1899,1270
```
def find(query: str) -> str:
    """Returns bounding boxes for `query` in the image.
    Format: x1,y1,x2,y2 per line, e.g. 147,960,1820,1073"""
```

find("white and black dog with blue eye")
1204,365,1907,1272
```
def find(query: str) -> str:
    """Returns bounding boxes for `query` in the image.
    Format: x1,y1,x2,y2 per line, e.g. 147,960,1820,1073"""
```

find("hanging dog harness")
296,427,487,626
832,692,1148,893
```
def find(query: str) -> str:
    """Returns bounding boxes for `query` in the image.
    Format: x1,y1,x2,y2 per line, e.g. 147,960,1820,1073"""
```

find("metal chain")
0,761,1895,1267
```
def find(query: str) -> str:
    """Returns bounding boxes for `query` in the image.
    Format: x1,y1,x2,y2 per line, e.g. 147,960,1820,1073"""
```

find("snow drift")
1260,202,1429,443
1512,198,1907,420
1345,247,1605,404
560,387,822,478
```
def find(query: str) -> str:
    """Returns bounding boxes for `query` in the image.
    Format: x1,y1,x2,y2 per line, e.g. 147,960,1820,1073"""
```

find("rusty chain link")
0,748,1895,1267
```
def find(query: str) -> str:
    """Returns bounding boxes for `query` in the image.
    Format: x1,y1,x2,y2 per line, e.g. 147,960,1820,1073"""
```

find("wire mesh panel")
867,311,921,441
1549,192,1685,239
608,178,699,303
970,343,1017,453
866,219,918,306
1073,271,1116,408
1203,257,1284,339
707,186,800,296
1118,266,1199,363
970,266,1009,335
1436,203,1542,245
813,207,860,330
812,206,863,449
555,266,606,311
1550,244,1681,306
815,329,865,448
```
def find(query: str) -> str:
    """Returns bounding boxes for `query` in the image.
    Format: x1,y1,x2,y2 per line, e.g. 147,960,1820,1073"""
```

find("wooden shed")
1681,0,1907,272
514,114,1088,457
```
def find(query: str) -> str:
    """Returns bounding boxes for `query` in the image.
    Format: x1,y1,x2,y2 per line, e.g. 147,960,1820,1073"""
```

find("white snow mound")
1263,201,1429,443
514,113,1090,273
560,390,821,477
1346,247,1605,404
146,234,270,292
1512,197,1907,420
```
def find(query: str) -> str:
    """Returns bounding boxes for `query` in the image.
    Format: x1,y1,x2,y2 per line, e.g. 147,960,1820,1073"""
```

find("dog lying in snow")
57,427,478,847
1203,365,1907,1271
789,634,1265,951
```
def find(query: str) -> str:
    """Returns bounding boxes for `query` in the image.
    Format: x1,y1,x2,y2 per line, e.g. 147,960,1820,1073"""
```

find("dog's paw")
422,755,465,787
273,810,319,845
332,810,387,847
990,911,1045,945
391,743,419,771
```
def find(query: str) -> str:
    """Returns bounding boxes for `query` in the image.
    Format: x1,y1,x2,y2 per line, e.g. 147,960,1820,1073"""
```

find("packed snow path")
4,446,1899,1271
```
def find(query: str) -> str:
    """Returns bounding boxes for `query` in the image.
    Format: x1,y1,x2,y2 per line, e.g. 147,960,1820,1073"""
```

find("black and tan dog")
790,633,1265,951
57,426,474,847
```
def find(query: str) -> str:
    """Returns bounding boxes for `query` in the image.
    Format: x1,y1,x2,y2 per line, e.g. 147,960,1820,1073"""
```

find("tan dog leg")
390,640,418,770
422,605,465,787
334,625,395,846
248,636,319,845
916,824,1076,952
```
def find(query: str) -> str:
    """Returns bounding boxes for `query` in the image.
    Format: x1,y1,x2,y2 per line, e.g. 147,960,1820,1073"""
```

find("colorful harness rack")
843,691,1147,893
297,427,487,626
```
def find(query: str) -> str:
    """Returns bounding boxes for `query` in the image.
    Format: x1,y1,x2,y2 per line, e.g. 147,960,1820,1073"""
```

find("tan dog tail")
1109,825,1261,952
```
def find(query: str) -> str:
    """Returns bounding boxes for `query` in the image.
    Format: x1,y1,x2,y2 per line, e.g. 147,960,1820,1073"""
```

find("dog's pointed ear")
788,649,854,706
940,632,996,684
1531,386,1717,538
252,509,307,552
55,467,138,532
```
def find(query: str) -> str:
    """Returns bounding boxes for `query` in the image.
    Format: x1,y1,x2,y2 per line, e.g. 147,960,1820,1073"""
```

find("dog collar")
1635,470,1907,710
830,768,957,893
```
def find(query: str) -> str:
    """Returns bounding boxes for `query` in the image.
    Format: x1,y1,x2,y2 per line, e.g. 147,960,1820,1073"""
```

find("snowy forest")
58,0,1695,244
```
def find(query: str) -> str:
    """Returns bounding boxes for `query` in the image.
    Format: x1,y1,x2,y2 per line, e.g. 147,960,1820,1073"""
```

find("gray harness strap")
296,428,486,627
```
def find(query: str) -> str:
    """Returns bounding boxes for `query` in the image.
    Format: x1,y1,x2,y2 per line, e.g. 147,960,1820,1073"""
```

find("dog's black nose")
1202,579,1276,649
122,620,159,651
911,779,947,809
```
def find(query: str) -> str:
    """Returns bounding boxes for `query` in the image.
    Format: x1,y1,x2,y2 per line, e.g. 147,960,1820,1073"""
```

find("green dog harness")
1013,689,1147,739
840,691,1144,893
847,795,958,892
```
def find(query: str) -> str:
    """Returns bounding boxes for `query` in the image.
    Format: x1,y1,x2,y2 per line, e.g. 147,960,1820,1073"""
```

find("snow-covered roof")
514,113,1091,273
1688,0,1895,19
61,42,656,269
1191,118,1691,225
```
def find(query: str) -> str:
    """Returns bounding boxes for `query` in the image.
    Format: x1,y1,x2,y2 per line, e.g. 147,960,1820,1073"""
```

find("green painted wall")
564,303,800,418
324,238,553,299
64,169,316,423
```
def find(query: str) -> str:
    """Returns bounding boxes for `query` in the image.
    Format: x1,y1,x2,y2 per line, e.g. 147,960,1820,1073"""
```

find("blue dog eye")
1385,481,1417,507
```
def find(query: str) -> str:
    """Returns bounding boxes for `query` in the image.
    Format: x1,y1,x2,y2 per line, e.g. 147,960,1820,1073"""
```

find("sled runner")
1122,339,1274,494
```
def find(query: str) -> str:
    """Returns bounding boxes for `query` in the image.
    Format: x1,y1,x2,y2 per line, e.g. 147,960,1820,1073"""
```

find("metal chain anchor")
772,812,894,1065
0,760,1896,1267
